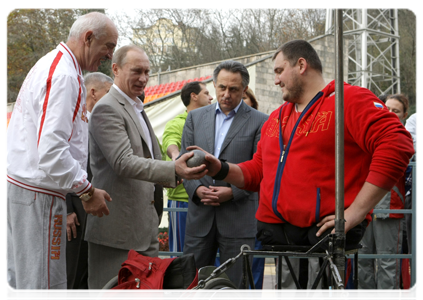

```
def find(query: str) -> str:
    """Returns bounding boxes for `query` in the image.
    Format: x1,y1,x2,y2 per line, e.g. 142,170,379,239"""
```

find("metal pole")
325,9,333,34
408,162,420,299
389,9,397,93
390,9,400,94
360,9,368,89
334,9,346,289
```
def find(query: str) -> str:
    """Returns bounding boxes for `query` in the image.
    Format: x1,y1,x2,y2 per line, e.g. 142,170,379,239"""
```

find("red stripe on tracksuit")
37,52,63,147
60,43,82,141
7,175,66,200
47,197,55,289
60,42,77,71
72,77,82,122
68,77,82,141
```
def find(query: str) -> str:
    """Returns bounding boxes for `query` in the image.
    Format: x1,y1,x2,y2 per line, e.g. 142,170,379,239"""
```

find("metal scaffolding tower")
325,9,401,96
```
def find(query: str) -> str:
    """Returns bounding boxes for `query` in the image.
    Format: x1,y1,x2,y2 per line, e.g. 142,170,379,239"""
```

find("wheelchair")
96,234,354,300
240,234,361,289
102,264,237,290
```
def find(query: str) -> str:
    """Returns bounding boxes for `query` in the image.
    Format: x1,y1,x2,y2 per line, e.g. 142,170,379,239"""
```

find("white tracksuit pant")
5,181,66,300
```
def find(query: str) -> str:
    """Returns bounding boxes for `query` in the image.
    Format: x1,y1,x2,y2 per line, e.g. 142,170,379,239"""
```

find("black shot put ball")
186,150,207,167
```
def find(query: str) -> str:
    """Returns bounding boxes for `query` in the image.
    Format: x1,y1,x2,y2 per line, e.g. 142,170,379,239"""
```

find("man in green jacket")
162,81,213,254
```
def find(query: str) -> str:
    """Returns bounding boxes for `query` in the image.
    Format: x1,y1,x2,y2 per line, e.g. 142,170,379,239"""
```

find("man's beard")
282,74,304,103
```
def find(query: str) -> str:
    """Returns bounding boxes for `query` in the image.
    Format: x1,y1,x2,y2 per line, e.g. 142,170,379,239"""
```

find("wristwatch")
79,186,95,202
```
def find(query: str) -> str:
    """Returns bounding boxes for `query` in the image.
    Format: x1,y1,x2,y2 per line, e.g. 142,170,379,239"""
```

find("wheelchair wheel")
102,275,119,289
192,278,242,300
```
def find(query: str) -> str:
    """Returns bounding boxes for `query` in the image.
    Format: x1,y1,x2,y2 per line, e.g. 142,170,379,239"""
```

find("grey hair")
68,12,112,41
84,72,113,88
213,60,249,88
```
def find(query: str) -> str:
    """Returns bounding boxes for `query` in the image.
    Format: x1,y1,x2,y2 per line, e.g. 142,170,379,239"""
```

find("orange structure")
144,76,212,103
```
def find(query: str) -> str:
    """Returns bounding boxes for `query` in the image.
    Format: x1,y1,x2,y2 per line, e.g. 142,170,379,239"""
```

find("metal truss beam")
326,9,400,96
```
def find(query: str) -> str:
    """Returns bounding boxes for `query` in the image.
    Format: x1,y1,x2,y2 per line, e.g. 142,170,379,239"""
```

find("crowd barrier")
159,161,417,288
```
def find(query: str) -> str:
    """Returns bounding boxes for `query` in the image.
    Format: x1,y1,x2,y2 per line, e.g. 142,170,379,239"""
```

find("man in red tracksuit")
193,40,414,280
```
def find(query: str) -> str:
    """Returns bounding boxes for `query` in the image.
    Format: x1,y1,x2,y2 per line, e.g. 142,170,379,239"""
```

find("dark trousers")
256,220,368,250
256,220,367,288
183,220,255,289
66,194,88,289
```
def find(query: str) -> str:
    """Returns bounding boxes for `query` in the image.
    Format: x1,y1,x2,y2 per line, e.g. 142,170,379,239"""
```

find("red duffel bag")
112,249,198,289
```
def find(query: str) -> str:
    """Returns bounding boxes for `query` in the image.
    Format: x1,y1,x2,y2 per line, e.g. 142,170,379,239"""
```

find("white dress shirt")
113,84,154,157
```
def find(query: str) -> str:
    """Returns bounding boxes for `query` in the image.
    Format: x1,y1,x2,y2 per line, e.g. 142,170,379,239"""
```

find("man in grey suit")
180,61,268,288
85,45,207,289
66,72,113,289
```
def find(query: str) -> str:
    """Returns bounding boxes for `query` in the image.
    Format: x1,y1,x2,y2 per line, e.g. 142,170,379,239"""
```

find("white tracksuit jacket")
7,43,92,200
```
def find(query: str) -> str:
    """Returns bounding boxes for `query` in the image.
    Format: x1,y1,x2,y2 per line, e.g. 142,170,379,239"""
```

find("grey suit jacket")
180,101,268,238
85,86,175,251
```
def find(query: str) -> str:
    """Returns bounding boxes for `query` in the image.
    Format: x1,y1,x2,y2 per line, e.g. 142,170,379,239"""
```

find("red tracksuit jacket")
239,80,414,227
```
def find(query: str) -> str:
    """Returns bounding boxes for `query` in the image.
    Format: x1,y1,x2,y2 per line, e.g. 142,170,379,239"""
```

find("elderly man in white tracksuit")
6,12,118,289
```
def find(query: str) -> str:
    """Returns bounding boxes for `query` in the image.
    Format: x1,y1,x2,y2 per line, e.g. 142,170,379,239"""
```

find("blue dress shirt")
213,100,243,157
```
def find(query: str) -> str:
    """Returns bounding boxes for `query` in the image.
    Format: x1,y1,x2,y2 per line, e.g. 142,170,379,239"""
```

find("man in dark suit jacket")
85,45,207,289
180,61,268,288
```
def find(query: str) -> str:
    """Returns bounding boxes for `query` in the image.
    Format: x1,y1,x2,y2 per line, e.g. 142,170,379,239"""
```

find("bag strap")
117,250,177,288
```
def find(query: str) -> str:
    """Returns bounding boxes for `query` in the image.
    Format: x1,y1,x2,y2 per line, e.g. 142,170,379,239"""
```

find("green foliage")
8,9,75,102
7,9,107,103
158,227,168,233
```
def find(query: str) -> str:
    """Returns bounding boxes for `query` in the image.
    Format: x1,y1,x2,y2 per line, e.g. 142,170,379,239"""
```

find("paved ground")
262,258,277,289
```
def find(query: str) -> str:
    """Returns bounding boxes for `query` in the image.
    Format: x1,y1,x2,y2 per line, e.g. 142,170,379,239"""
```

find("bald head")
66,12,118,72
68,12,116,42
85,72,113,88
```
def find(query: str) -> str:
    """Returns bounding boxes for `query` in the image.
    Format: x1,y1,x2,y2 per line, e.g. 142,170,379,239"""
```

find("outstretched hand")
186,146,221,177
175,151,208,180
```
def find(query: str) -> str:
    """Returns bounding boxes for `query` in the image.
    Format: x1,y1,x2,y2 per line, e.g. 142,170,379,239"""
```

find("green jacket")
161,111,189,202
